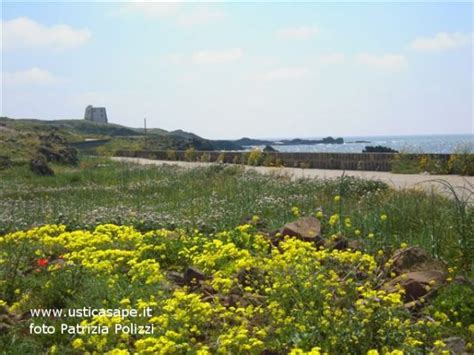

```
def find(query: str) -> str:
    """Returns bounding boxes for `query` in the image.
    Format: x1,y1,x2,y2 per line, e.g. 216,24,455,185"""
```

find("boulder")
325,235,349,251
383,270,446,302
388,246,445,275
38,146,78,166
280,217,323,243
29,159,54,176
167,271,185,285
347,239,365,251
0,156,12,170
183,267,209,285
440,337,466,354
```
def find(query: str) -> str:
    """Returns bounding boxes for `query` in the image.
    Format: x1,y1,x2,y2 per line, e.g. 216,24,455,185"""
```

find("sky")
1,1,473,139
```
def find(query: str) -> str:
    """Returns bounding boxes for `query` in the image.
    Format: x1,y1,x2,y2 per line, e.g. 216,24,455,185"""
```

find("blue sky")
1,1,473,139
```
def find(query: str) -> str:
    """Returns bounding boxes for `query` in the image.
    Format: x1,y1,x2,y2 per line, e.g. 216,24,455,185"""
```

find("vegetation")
1,157,472,267
0,117,241,163
391,150,474,176
0,157,473,353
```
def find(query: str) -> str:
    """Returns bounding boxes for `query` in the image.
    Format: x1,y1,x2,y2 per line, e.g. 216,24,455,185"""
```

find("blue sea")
264,134,473,154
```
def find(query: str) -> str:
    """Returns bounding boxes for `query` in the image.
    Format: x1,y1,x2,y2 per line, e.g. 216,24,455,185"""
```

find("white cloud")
318,53,345,64
2,17,91,51
356,53,407,70
176,7,225,28
262,67,310,80
192,48,243,64
410,32,472,52
3,68,60,86
277,26,319,40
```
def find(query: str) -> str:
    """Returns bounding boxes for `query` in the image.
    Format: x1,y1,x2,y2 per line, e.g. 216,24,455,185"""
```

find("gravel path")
111,157,474,202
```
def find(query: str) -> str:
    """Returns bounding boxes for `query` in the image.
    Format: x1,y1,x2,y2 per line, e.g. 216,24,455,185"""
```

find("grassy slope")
0,117,242,160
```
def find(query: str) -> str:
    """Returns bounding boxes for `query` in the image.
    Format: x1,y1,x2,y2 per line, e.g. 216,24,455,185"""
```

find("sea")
262,134,473,154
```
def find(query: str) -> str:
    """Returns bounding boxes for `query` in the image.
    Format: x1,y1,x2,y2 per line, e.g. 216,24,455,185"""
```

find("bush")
247,150,263,166
200,152,211,162
391,154,421,174
166,149,177,161
428,283,474,330
184,147,196,162
449,150,474,176
262,154,276,167
216,153,226,163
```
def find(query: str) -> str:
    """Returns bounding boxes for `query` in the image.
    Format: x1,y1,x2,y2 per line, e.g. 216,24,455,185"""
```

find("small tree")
217,152,226,163
166,149,177,161
200,152,211,162
184,147,196,162
247,149,263,166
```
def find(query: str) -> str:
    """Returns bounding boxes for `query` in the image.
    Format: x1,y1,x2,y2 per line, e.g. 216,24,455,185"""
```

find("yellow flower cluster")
0,223,461,353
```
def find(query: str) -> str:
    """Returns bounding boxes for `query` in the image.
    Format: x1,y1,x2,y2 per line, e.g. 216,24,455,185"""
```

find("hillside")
0,117,242,161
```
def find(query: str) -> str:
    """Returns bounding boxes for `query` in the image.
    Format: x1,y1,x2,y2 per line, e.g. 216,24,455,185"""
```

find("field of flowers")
0,157,472,353
1,220,472,353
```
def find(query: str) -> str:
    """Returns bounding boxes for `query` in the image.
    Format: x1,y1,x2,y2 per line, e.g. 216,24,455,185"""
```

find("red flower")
37,258,48,267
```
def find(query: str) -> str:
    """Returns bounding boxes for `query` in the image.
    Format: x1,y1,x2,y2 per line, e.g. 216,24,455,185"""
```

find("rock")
167,271,185,285
38,146,78,166
382,270,446,302
325,235,349,251
29,159,54,176
441,336,466,353
347,240,365,251
0,156,12,170
183,267,209,285
263,145,278,152
389,246,445,275
280,217,322,243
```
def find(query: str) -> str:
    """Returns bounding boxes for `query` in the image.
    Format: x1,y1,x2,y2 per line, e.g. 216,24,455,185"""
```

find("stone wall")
113,150,454,172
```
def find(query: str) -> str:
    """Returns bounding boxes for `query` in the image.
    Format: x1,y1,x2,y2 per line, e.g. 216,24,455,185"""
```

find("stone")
382,270,446,302
441,337,466,354
0,156,12,170
389,246,429,272
389,246,445,275
38,146,78,166
325,235,349,251
347,240,365,251
280,217,322,243
166,271,185,285
183,267,209,285
29,159,54,176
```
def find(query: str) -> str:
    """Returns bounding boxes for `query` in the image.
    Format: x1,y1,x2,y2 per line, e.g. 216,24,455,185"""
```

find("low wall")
113,150,453,172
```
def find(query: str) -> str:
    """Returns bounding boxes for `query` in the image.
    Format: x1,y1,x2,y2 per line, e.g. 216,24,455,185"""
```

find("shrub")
166,149,177,161
216,153,226,163
200,152,211,162
262,154,276,167
247,149,263,166
184,147,196,162
391,153,420,174
449,150,474,176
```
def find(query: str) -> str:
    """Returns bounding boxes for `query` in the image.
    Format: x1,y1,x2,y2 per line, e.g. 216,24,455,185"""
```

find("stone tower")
84,105,108,123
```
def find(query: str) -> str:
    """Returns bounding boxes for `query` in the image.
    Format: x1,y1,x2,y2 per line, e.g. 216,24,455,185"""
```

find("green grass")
1,156,472,271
